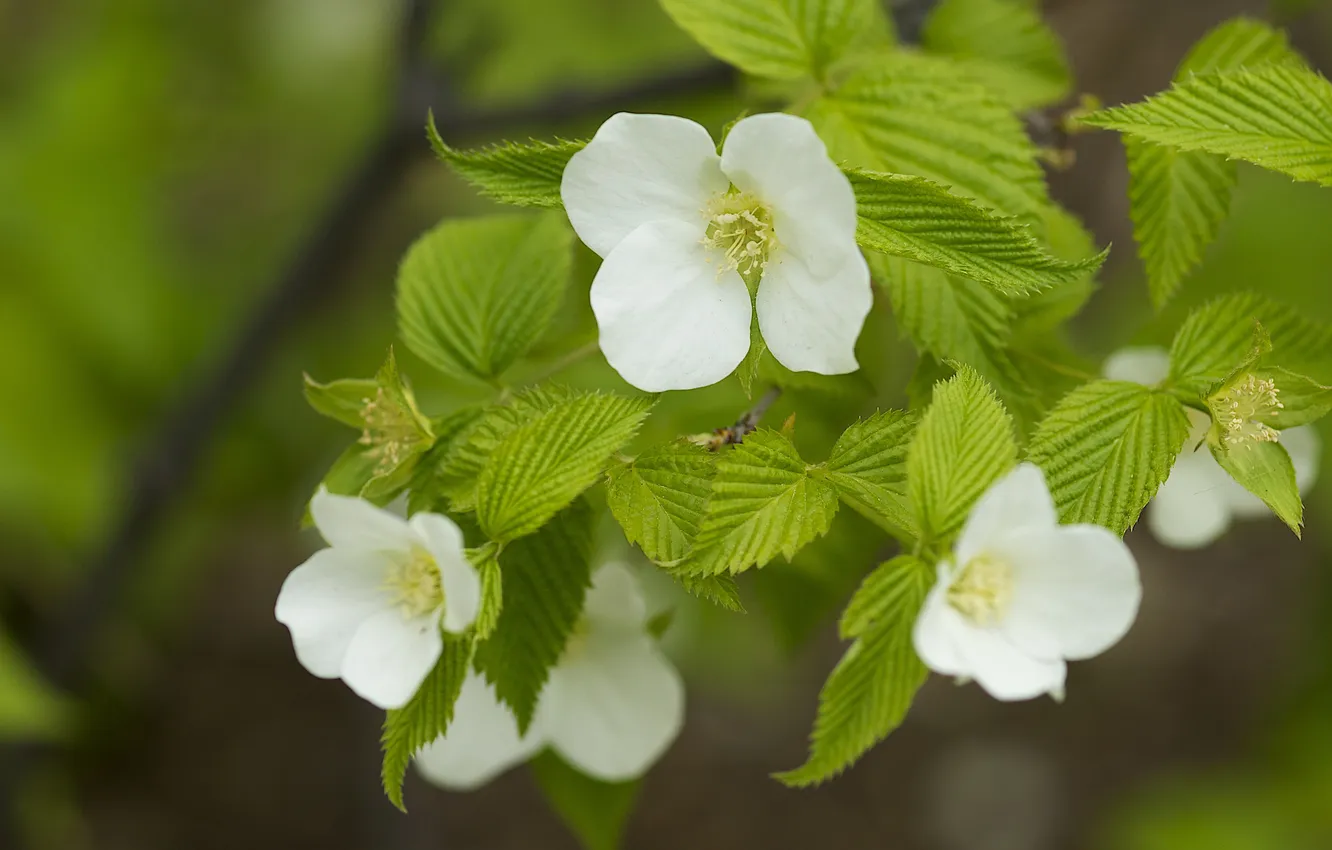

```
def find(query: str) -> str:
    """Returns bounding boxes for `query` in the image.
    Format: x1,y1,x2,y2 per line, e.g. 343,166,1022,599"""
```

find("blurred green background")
3,0,1332,847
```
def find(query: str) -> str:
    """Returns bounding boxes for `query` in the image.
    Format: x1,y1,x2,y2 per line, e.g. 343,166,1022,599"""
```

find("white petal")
541,634,684,782
561,113,728,258
956,463,1055,565
582,561,648,632
992,525,1141,661
340,608,443,710
950,625,1067,702
275,548,392,678
1148,451,1233,548
719,113,859,277
1102,347,1171,385
755,247,870,375
1284,425,1321,494
912,564,968,677
591,219,752,392
414,673,544,791
409,512,481,634
310,488,411,552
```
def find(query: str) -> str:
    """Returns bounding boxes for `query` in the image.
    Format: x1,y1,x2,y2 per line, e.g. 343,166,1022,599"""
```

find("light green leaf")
1178,17,1300,74
606,440,717,564
405,407,488,515
1211,439,1302,534
397,213,573,384
0,628,67,740
659,0,892,81
429,117,585,208
922,0,1071,110
530,750,641,850
825,408,917,538
907,366,1017,543
303,376,379,429
1025,381,1191,534
476,392,653,542
805,52,1050,220
776,555,932,787
470,543,503,641
474,501,594,733
679,429,839,575
671,570,745,611
849,170,1104,296
1258,368,1332,429
1082,64,1332,186
381,637,473,811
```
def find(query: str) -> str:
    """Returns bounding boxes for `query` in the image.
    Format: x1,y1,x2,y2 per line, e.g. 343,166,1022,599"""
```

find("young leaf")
907,366,1017,543
1211,439,1302,535
849,170,1104,296
381,637,474,811
670,570,745,612
678,429,839,575
405,407,488,515
1083,65,1332,187
397,213,573,384
530,750,641,850
606,440,717,564
659,0,892,82
476,392,654,542
922,0,1071,110
470,544,503,641
474,501,595,733
303,376,379,428
1025,381,1191,534
1258,368,1332,429
429,117,585,208
824,408,918,539
776,555,932,787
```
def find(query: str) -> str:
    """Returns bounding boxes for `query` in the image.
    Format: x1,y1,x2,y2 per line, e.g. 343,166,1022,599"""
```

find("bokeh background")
3,0,1332,847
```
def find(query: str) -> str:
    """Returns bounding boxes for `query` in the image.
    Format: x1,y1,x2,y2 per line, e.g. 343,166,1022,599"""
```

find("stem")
525,340,601,385
1012,348,1101,383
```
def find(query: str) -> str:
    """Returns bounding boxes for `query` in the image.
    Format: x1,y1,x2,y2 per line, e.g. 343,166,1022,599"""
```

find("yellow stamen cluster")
1215,374,1283,446
384,546,444,619
358,387,421,474
701,191,778,280
947,555,1014,626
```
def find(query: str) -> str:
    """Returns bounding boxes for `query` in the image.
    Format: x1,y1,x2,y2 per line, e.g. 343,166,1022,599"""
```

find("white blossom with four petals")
913,464,1142,701
561,112,871,392
275,489,482,710
1104,347,1322,549
415,561,684,790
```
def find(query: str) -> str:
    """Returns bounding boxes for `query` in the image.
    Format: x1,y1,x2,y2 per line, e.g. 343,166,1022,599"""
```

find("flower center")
946,555,1014,626
384,545,444,620
1214,374,1283,446
359,386,421,474
701,191,779,281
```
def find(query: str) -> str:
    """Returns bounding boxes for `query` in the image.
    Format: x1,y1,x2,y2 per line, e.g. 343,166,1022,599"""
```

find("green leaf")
381,637,474,811
849,170,1104,296
825,408,917,539
805,52,1050,220
606,440,717,564
922,0,1071,110
1082,64,1332,186
530,750,641,850
1025,381,1192,533
474,501,595,733
679,429,839,575
303,376,379,429
907,366,1017,543
477,392,653,542
659,0,892,81
1259,368,1332,429
670,570,745,611
0,628,68,740
1211,439,1302,534
1169,293,1332,395
776,555,932,787
397,212,573,384
429,117,585,209
405,407,488,515
470,543,504,640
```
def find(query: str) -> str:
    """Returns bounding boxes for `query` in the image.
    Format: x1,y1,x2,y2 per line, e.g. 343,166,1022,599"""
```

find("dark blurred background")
3,0,1332,847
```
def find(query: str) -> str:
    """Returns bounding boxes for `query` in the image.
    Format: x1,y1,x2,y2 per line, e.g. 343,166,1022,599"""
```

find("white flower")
1104,347,1323,549
275,489,481,710
913,464,1141,701
415,562,684,790
561,112,870,392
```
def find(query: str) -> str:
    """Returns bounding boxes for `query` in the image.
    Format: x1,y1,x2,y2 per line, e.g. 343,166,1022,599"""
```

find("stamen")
1213,374,1283,446
383,546,444,619
358,386,422,474
700,191,779,281
946,555,1014,626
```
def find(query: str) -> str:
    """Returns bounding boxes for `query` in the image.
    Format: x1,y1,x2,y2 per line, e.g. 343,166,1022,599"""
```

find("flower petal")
582,561,648,632
992,525,1141,662
1102,346,1171,385
755,247,870,375
1286,424,1322,494
275,548,392,678
951,625,1067,701
561,113,728,258
409,512,481,634
340,608,443,709
912,565,968,677
414,672,544,791
719,113,859,277
310,488,411,552
541,634,684,782
956,463,1055,565
1148,451,1233,548
591,219,752,392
